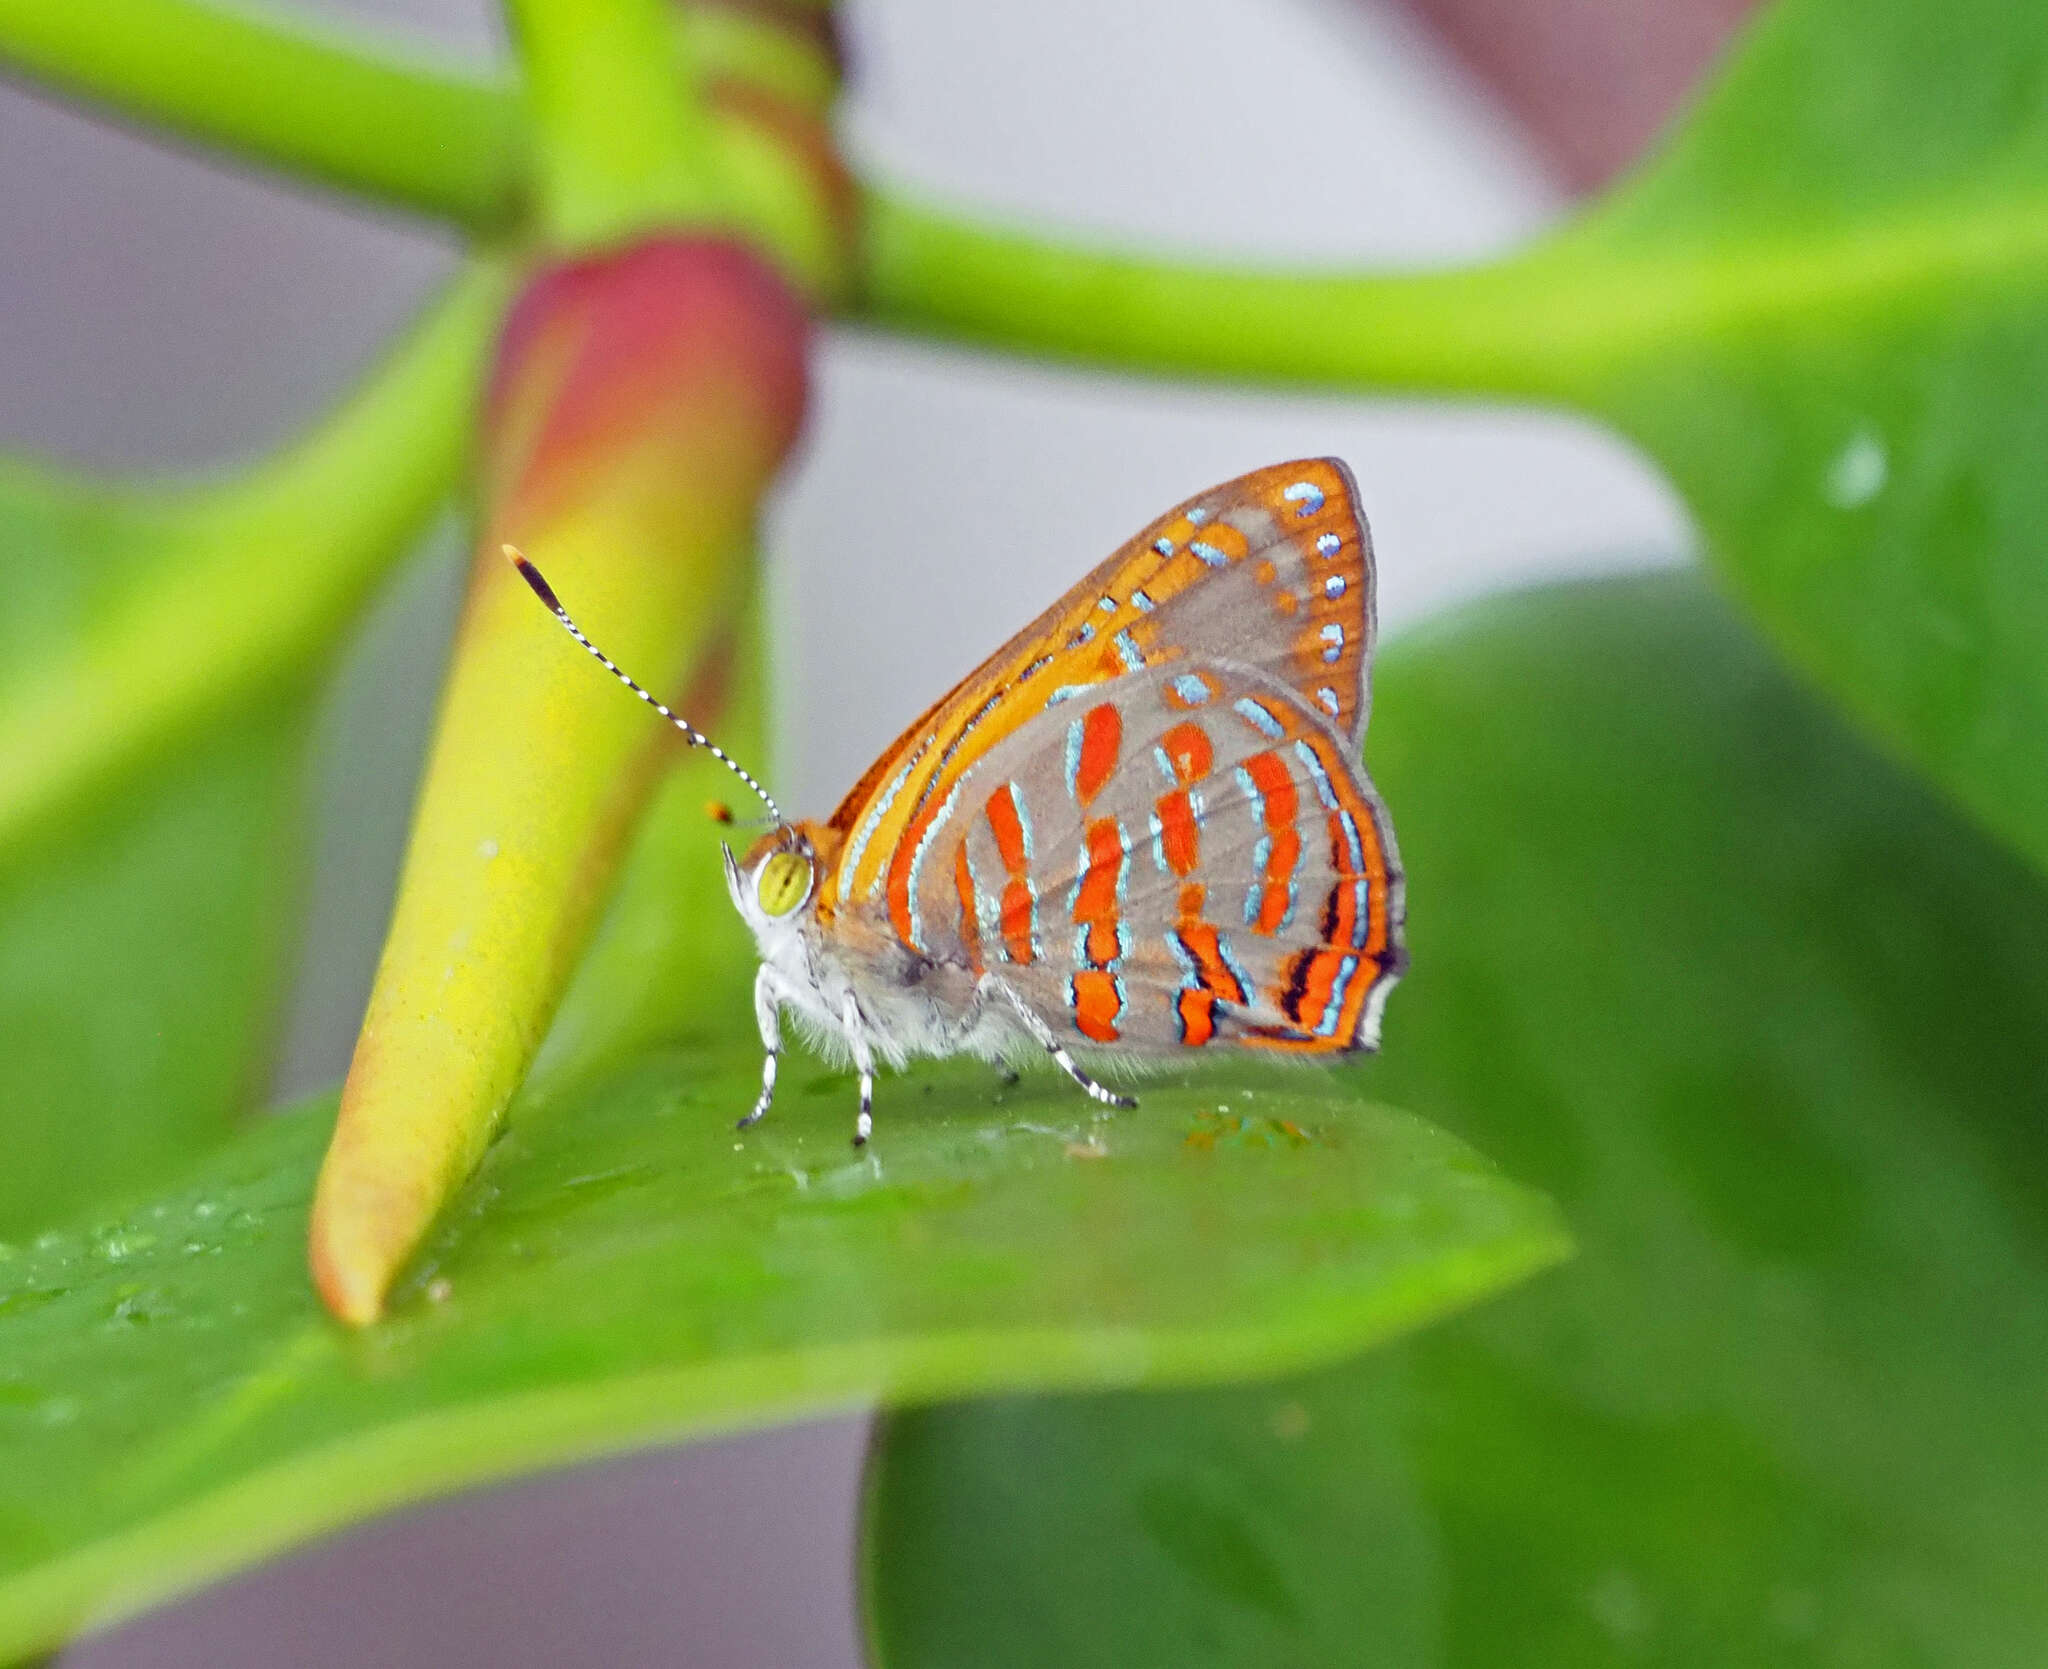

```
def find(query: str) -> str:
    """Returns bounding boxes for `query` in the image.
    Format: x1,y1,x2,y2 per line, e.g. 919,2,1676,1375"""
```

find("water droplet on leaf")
1824,428,1887,509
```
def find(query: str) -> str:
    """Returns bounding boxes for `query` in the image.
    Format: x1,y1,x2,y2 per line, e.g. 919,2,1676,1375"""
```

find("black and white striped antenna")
503,545,783,825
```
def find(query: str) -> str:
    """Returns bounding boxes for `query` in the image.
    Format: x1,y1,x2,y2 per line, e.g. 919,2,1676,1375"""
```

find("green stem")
857,185,2048,408
0,0,523,230
855,191,1579,399
505,0,722,247
0,263,513,847
0,0,844,286
685,6,836,114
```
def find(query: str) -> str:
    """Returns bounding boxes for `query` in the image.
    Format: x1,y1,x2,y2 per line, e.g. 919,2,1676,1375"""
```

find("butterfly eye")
756,852,814,918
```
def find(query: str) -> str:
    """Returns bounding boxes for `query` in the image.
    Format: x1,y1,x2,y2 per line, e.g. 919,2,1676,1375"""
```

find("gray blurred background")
0,0,1738,1660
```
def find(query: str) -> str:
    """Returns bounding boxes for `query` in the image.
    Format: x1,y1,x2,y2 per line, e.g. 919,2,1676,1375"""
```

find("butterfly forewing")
818,457,1401,1054
1117,456,1377,750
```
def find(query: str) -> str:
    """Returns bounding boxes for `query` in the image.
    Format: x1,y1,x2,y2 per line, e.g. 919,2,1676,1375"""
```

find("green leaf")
0,842,1565,1663
0,701,305,1241
0,272,502,853
861,575,2048,1667
0,468,311,1238
1552,0,2048,890
865,0,2048,879
0,275,502,1238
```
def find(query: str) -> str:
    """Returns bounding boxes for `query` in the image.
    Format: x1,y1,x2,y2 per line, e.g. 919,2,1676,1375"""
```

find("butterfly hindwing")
884,657,1401,1053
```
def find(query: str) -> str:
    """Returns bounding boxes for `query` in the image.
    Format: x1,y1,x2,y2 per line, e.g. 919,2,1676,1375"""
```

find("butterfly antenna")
502,545,784,824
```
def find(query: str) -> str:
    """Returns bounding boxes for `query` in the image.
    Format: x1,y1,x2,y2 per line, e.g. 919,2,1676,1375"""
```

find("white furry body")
724,843,1134,1144
750,906,1023,1074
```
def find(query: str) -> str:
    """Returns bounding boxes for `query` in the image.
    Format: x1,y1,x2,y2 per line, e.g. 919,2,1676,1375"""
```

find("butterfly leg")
838,990,876,1146
736,965,786,1132
980,975,1137,1111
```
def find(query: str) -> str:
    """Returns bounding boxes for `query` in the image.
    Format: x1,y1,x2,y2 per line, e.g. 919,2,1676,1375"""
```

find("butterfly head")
723,825,820,938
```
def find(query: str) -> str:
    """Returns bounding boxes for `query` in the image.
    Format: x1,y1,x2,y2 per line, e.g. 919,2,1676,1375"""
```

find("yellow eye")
756,851,814,917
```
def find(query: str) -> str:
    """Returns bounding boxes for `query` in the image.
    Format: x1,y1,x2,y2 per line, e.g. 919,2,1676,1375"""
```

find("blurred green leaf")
0,715,304,1233
0,276,501,1237
0,469,310,1237
0,272,501,852
1556,0,2048,889
867,0,2048,879
862,575,2048,1668
0,823,1564,1663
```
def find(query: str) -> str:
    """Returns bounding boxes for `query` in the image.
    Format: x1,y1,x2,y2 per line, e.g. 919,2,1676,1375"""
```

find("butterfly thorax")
726,819,1013,1072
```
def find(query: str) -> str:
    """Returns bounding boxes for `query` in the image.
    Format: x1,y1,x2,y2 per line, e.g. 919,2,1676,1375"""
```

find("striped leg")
981,976,1137,1111
737,966,785,1131
839,991,876,1146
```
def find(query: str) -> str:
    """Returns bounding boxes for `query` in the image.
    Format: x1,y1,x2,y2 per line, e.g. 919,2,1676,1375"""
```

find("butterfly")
508,458,1405,1145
